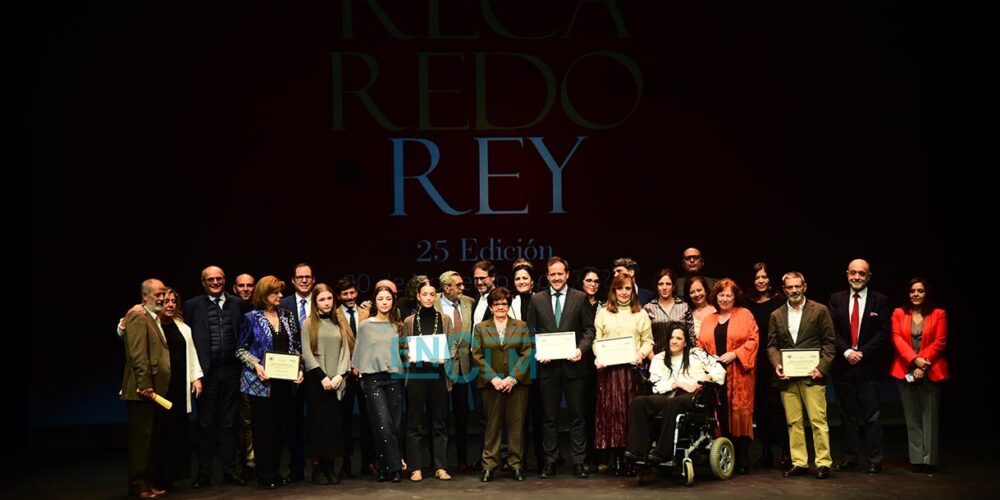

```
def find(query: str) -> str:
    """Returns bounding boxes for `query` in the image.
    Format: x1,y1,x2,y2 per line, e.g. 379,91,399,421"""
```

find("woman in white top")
624,321,725,465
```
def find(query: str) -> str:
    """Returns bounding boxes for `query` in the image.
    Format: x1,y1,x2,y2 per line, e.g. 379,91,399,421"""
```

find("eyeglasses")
683,255,702,261
847,270,869,277
204,277,224,283
583,278,599,284
473,276,490,282
491,302,509,307
294,275,313,281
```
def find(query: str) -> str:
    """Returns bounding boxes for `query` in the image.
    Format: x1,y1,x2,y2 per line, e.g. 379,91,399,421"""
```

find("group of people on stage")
118,248,949,497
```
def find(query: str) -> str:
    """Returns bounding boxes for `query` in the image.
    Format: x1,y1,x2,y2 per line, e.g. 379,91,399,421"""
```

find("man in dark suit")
182,266,248,488
612,257,655,304
829,259,892,474
471,260,497,326
767,272,836,480
528,256,596,479
436,270,478,472
230,273,255,479
278,262,315,482
674,247,718,298
334,275,375,477
122,279,171,498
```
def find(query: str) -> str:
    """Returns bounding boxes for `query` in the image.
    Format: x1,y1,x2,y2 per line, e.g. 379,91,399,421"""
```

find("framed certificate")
406,334,449,363
781,348,820,378
594,336,637,366
264,352,301,380
535,331,577,360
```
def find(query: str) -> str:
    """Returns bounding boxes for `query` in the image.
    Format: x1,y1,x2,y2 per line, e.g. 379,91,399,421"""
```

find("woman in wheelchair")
624,322,726,467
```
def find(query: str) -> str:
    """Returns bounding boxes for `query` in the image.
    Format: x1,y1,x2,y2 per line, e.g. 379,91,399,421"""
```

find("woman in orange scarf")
697,278,758,475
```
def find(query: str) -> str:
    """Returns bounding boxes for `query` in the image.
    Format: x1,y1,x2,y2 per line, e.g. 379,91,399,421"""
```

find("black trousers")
196,363,240,477
126,400,162,496
754,377,789,460
406,377,450,470
540,370,587,465
287,385,306,475
524,382,545,468
834,377,884,464
342,378,375,468
249,381,292,484
361,373,404,474
626,392,697,458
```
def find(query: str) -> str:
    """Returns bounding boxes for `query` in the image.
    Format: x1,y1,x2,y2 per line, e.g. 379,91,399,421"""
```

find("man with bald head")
121,278,171,498
829,259,892,475
674,247,717,298
183,266,249,487
232,274,255,301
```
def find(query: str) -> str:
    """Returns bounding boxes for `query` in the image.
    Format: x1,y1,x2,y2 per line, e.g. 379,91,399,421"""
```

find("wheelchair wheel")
709,437,735,480
682,458,694,486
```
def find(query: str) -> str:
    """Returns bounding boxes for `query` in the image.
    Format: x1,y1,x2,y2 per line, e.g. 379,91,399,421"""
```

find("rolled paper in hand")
137,389,173,410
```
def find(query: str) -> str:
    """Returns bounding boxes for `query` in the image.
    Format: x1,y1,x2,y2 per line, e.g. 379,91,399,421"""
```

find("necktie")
452,301,463,332
850,292,861,348
212,296,223,311
347,307,357,334
553,291,563,329
299,298,307,326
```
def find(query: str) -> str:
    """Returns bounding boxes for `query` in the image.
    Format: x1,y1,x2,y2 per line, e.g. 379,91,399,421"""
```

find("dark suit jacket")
637,287,655,306
121,309,171,399
829,288,893,380
767,299,836,388
280,293,309,327
472,293,495,324
472,318,533,389
183,292,247,374
527,287,596,379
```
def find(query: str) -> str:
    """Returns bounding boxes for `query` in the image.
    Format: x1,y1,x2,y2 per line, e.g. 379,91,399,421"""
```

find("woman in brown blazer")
472,287,533,482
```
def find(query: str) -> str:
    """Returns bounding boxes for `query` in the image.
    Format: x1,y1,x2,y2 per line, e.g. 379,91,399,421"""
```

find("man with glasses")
674,247,717,298
436,270,477,472
183,266,249,488
767,272,836,479
279,262,316,482
829,259,892,475
471,261,497,326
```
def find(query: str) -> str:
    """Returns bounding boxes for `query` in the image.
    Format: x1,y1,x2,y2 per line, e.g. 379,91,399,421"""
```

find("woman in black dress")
746,262,788,469
155,288,203,491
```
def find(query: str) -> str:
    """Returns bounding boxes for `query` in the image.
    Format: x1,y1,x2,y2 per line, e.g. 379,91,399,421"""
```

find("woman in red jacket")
890,278,948,474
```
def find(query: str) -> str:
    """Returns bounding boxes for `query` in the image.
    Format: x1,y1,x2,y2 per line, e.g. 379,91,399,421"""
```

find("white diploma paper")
781,348,820,378
594,336,637,366
535,331,578,360
407,334,449,363
264,352,301,380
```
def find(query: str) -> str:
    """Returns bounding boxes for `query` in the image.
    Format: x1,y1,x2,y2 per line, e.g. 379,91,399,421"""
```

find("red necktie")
850,292,860,348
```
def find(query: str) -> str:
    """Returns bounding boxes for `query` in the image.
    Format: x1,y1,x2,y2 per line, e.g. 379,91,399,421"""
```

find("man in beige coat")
121,278,172,498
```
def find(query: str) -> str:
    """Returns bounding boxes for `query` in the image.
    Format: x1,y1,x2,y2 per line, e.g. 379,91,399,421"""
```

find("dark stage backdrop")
30,0,967,438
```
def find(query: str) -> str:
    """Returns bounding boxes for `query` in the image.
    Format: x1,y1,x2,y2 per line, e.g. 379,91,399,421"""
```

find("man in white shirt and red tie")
829,259,892,475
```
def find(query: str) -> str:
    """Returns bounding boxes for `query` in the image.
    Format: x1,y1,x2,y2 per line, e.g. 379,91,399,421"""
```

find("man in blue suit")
183,266,248,488
278,262,315,482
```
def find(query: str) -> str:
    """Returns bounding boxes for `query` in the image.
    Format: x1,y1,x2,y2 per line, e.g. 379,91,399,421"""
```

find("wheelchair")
634,383,735,486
